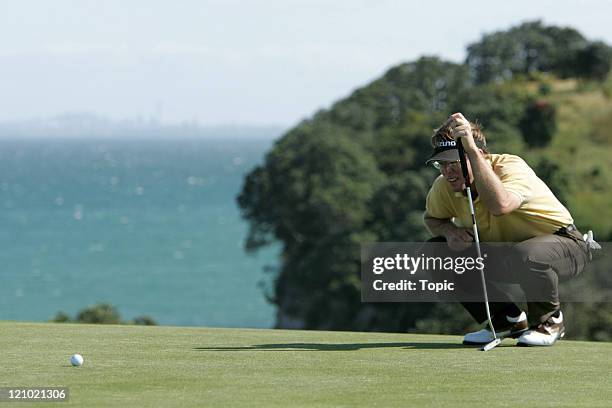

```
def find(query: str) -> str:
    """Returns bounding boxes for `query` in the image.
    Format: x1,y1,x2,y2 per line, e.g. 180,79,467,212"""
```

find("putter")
456,139,501,352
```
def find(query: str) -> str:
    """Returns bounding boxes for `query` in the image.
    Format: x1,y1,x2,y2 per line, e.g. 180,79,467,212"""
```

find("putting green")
1,322,610,407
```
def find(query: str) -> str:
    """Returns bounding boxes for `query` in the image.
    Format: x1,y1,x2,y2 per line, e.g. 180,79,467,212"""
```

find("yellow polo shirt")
425,154,573,242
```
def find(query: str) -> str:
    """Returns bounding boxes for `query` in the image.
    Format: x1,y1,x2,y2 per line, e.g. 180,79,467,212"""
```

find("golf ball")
70,354,84,367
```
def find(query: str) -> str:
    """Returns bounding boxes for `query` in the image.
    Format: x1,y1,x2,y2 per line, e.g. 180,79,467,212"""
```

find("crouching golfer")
423,112,594,347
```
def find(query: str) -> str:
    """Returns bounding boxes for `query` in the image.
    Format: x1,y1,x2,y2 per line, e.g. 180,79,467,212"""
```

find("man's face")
437,156,473,192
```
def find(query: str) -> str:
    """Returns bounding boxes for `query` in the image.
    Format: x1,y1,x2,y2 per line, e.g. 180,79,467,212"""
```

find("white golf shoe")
517,311,565,347
463,312,529,345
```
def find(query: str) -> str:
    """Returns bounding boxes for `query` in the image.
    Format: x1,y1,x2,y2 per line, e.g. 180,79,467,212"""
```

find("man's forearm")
466,149,519,216
423,214,455,237
447,112,520,216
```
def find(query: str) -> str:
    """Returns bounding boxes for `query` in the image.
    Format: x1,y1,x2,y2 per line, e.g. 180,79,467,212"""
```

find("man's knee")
511,240,539,263
509,239,556,272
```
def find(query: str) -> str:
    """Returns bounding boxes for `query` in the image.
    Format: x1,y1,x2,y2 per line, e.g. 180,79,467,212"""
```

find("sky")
1,0,612,128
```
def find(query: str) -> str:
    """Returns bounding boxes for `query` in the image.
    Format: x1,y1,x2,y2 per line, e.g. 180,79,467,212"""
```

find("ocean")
0,137,279,328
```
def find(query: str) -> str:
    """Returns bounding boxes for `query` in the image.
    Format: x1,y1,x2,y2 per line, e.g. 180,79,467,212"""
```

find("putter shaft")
456,138,499,347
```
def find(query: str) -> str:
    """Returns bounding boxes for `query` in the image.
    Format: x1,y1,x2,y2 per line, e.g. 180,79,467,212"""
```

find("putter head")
480,338,502,351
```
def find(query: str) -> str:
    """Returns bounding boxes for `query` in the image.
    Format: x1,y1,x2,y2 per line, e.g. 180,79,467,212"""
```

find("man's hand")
442,224,474,252
446,112,478,153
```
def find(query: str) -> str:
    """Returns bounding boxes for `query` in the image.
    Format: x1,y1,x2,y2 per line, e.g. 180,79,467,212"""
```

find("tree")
76,303,121,324
519,99,557,147
466,21,589,84
238,124,384,328
51,311,71,323
132,316,157,325
573,41,612,81
50,303,157,325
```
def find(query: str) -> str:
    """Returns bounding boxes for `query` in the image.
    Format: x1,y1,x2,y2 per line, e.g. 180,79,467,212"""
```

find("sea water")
0,137,279,327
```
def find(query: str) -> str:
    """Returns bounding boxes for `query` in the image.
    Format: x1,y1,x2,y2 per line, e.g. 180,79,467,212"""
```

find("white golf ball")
70,354,84,367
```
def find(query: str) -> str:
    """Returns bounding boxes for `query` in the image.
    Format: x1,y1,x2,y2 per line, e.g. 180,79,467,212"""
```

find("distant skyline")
1,0,612,127
0,112,285,139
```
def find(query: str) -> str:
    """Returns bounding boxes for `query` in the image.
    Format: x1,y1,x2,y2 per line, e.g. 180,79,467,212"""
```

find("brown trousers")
429,227,590,325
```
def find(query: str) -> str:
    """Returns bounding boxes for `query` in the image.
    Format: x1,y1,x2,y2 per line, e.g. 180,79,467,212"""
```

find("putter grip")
456,138,470,188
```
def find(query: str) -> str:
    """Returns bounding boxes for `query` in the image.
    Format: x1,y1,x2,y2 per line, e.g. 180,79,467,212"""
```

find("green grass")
1,322,611,407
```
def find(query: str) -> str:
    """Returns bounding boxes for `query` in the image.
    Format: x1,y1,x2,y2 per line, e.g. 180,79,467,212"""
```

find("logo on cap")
436,140,457,148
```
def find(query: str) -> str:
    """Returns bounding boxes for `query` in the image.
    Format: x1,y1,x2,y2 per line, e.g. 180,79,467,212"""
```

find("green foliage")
564,303,612,341
603,71,612,98
76,303,121,324
573,41,612,81
238,22,612,340
466,20,611,84
319,56,470,134
532,156,571,206
367,170,432,242
132,315,158,326
51,311,71,323
369,111,439,174
591,109,612,144
538,81,552,95
519,99,557,147
239,123,383,253
451,83,527,153
50,303,157,325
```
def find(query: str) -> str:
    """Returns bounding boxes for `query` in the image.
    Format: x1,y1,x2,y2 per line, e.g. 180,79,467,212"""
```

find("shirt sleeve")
493,155,534,204
425,176,455,219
